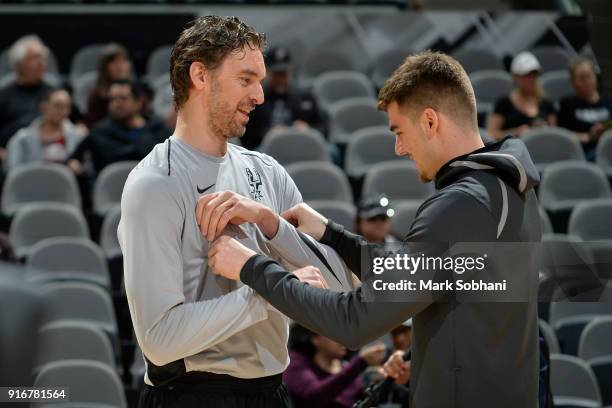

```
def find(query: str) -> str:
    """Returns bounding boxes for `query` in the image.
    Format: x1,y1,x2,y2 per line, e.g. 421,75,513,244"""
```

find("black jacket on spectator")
242,86,324,150
0,81,53,147
558,95,612,133
493,96,555,130
69,115,170,174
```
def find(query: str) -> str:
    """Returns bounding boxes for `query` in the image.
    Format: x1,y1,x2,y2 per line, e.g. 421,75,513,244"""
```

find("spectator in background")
284,324,386,408
355,194,397,243
6,88,83,172
68,79,170,176
85,43,132,127
0,35,53,150
242,46,324,150
390,319,412,353
487,51,556,139
558,56,611,161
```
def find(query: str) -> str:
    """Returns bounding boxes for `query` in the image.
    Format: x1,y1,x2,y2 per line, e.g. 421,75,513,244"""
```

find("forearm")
240,255,417,349
129,285,269,366
320,220,369,279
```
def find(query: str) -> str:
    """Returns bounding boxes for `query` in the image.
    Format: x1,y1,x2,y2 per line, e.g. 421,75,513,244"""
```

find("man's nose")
253,83,264,106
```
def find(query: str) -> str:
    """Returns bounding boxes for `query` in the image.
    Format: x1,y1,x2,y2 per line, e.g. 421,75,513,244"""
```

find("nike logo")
197,183,215,194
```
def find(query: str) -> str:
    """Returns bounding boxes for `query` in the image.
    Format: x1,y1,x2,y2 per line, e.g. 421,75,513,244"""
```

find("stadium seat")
34,360,126,408
310,201,356,232
299,50,355,88
521,127,585,172
541,70,574,103
312,70,375,114
550,354,602,408
27,237,110,289
469,70,513,114
10,203,90,259
370,47,409,90
1,162,82,216
328,97,388,144
550,284,612,355
539,161,611,217
531,46,570,72
344,126,401,179
539,319,561,354
539,206,554,235
41,281,118,346
260,127,330,165
69,44,106,84
93,161,138,217
390,201,420,239
579,317,612,406
568,199,612,279
363,161,434,205
287,161,353,204
35,320,115,372
596,130,612,179
146,44,172,86
72,71,98,115
452,48,504,73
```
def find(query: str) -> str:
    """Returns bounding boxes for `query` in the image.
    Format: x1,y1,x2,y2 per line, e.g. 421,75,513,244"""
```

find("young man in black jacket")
207,51,542,408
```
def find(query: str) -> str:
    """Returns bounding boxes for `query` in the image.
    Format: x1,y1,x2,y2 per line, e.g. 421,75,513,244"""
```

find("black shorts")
138,371,292,408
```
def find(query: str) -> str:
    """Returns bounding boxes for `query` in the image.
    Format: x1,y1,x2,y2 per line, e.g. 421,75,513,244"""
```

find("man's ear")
421,108,439,138
189,61,207,91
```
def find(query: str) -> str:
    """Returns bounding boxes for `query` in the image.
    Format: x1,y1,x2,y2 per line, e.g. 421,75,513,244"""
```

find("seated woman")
558,55,612,161
6,87,84,172
487,51,556,139
85,43,132,128
283,324,386,408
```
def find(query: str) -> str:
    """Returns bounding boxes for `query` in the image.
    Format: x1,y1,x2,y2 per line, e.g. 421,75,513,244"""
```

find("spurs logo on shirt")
246,167,263,200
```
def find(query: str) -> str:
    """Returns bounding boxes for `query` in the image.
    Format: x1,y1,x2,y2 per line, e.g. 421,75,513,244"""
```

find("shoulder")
230,143,277,168
410,178,497,241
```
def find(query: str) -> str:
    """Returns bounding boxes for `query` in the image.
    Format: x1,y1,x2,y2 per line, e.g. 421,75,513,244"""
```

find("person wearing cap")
355,194,398,244
487,51,556,140
242,46,324,150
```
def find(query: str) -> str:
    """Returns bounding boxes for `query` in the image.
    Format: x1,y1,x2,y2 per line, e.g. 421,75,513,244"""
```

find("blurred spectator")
242,46,324,150
68,79,170,176
6,88,84,172
558,56,612,161
487,52,556,139
85,43,132,127
390,319,412,353
0,35,53,149
356,194,397,244
284,324,386,408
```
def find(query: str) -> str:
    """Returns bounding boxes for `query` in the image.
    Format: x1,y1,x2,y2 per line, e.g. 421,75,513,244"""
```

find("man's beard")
207,82,251,139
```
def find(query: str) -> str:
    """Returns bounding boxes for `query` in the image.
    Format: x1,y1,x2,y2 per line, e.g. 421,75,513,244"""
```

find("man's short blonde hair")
378,51,477,130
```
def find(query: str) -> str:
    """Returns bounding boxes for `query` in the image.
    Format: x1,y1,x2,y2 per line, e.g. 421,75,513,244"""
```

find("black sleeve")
319,220,369,280
540,99,556,117
67,132,92,162
241,254,427,349
557,97,575,130
240,189,497,349
493,96,511,116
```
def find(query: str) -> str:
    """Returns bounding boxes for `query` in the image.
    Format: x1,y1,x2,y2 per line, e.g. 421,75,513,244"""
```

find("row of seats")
0,43,573,93
2,0,406,6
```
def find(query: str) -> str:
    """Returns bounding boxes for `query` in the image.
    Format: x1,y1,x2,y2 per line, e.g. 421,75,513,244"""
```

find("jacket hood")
435,136,540,195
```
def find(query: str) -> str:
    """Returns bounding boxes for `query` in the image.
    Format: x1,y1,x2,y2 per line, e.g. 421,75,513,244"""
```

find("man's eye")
240,78,250,85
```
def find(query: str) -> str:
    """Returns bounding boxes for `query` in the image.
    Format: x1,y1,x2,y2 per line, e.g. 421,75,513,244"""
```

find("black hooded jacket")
240,136,542,408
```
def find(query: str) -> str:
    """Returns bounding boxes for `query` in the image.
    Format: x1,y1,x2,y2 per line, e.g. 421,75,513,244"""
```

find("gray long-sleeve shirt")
118,135,353,385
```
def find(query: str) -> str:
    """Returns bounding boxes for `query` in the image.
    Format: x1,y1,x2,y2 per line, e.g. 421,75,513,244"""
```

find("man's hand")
281,203,328,241
196,191,279,241
382,350,410,385
293,266,328,289
359,343,387,366
208,236,257,281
